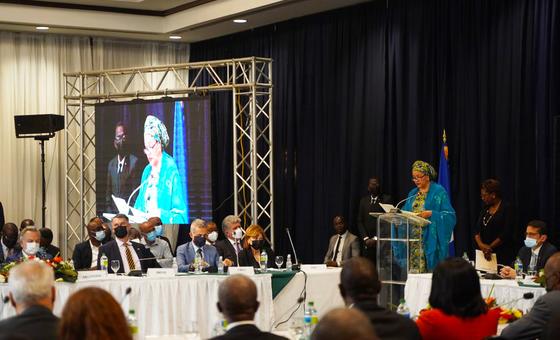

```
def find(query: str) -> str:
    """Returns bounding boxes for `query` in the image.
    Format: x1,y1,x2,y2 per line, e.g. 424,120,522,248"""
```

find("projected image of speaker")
95,97,212,225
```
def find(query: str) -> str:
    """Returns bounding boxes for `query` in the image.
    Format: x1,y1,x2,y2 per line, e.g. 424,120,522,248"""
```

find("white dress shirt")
116,238,141,273
117,155,126,173
89,240,100,269
1,239,8,259
228,237,242,253
333,231,348,265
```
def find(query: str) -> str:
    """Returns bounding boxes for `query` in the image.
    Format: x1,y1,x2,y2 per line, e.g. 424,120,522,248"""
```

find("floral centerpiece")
485,285,523,324
0,256,77,283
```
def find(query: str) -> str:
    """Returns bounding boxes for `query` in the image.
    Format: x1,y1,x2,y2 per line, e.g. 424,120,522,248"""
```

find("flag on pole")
437,129,455,257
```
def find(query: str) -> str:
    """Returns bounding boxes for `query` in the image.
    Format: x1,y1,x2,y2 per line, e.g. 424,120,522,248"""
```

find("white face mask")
25,241,40,255
233,228,244,240
207,231,218,243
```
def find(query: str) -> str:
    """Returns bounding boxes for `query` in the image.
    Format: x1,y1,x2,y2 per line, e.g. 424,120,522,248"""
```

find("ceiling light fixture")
36,26,50,30
169,35,182,40
233,19,247,24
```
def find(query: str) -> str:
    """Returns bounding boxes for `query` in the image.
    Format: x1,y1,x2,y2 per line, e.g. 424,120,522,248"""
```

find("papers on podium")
102,195,149,223
372,204,431,227
475,249,498,273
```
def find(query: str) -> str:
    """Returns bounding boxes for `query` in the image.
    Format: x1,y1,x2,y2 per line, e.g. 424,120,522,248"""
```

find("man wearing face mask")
139,220,172,267
500,220,557,279
148,216,174,255
6,227,49,262
97,214,160,274
176,219,220,272
72,219,108,270
501,252,560,339
206,221,219,246
324,216,360,267
215,215,243,267
105,122,139,213
1,223,19,263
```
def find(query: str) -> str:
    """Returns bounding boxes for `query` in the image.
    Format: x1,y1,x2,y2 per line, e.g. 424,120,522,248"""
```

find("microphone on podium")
119,287,132,305
391,193,419,213
285,227,300,271
498,292,534,308
126,179,149,208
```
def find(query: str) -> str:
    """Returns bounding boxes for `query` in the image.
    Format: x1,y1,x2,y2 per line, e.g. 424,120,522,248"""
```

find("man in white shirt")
139,221,173,267
97,214,160,273
72,218,106,270
5,227,45,262
324,216,360,267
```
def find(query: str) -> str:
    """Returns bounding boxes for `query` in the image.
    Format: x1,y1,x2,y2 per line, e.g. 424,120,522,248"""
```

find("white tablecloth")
273,268,345,330
0,274,273,339
404,273,546,317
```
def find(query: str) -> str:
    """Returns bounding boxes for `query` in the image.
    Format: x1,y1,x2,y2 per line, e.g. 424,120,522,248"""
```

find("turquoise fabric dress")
402,182,456,272
134,152,188,224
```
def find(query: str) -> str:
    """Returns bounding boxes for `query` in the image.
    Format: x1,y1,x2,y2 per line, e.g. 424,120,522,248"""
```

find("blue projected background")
94,97,212,224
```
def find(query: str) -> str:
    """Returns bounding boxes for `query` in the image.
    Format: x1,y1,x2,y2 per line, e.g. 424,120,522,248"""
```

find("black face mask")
193,235,206,248
2,236,17,249
115,138,129,155
114,226,128,239
251,240,265,250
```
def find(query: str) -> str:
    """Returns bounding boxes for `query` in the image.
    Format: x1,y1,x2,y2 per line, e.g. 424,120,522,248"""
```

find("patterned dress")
410,191,427,273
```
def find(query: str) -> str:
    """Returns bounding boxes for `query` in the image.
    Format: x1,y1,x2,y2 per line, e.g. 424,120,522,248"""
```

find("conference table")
0,268,344,339
404,273,547,317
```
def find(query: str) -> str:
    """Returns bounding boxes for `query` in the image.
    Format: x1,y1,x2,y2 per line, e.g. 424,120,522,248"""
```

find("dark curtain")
192,0,560,263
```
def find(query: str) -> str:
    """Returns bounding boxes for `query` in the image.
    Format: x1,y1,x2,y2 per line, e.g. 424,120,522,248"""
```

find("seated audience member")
215,215,243,267
139,220,173,267
500,220,557,279
0,261,58,340
20,218,35,231
324,216,360,267
148,216,174,255
311,308,378,340
238,224,275,269
416,258,500,340
72,219,106,270
177,219,219,272
6,227,52,262
541,314,560,340
59,287,132,340
206,220,219,246
210,274,288,340
339,257,420,340
40,228,60,258
128,227,142,243
97,214,160,274
501,252,560,339
1,222,19,262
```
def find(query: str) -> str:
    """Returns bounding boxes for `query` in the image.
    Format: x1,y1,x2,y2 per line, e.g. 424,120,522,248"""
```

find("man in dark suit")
312,308,378,340
338,257,421,340
501,252,560,339
0,223,18,263
324,216,360,267
6,227,51,262
97,214,160,273
210,274,287,340
0,261,59,340
72,218,107,270
500,220,558,279
357,177,392,264
105,122,140,213
215,215,243,267
39,228,60,259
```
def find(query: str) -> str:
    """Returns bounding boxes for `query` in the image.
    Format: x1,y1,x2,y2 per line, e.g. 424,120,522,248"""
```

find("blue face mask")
146,231,157,242
95,230,106,242
155,225,163,237
524,237,537,248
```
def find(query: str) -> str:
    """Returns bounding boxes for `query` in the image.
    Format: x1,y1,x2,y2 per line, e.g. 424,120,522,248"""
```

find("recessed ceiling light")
169,35,182,40
36,26,49,30
233,19,247,24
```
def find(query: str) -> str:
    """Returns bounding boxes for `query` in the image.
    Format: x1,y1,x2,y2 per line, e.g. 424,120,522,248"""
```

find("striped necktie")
125,243,136,270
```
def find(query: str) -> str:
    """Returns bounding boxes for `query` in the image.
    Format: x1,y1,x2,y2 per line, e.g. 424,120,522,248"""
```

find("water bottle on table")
218,256,224,274
127,309,139,339
514,257,524,277
286,254,292,271
260,250,268,272
397,299,410,319
100,253,108,272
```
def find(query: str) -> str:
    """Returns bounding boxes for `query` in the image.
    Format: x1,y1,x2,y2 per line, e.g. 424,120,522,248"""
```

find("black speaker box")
14,114,64,138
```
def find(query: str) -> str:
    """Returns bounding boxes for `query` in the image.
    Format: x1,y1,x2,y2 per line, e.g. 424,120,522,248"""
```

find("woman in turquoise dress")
134,115,188,224
402,160,456,272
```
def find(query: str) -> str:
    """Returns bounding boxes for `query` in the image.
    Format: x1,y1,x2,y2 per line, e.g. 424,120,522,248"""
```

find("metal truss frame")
63,57,273,257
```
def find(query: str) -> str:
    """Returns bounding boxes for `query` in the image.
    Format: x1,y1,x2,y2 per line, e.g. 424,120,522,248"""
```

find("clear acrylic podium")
373,211,430,309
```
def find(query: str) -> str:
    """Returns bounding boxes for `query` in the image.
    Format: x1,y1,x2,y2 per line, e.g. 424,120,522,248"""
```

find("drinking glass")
275,255,284,269
111,260,120,274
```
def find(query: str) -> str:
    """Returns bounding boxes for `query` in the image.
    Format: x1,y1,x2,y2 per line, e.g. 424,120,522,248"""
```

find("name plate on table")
147,268,176,278
300,264,327,272
228,266,255,276
78,270,108,281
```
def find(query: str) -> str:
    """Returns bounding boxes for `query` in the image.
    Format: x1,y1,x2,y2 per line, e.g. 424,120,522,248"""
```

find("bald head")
139,221,154,234
311,308,377,340
339,257,381,304
217,275,259,322
544,252,560,291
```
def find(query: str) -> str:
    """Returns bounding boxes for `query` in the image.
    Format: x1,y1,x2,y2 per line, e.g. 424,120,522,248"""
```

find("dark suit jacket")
357,193,392,240
44,244,60,258
72,240,95,270
0,201,4,230
210,324,288,340
5,249,52,263
105,153,140,212
323,231,360,264
0,305,59,340
355,300,421,340
238,247,275,269
501,290,560,340
517,242,557,272
215,239,240,265
97,239,160,273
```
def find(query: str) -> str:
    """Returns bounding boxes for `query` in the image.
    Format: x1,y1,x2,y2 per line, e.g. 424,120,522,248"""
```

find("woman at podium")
402,160,456,272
